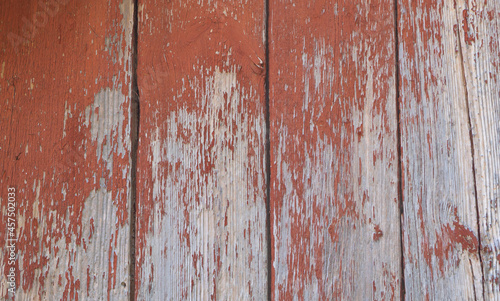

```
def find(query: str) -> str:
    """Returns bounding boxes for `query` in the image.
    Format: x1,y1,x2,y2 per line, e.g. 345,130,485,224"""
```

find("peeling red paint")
398,0,486,299
136,0,267,299
269,0,400,299
462,9,476,45
434,221,479,274
0,0,133,299
373,225,384,241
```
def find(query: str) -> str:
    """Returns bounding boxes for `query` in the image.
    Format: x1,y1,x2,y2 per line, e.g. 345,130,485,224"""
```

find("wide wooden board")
398,0,484,299
0,0,134,299
268,1,402,299
456,0,500,298
135,0,268,299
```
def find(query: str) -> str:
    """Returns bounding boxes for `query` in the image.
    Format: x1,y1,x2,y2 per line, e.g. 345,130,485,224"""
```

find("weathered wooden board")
398,0,484,299
135,0,268,299
455,0,500,298
268,1,401,299
0,0,134,300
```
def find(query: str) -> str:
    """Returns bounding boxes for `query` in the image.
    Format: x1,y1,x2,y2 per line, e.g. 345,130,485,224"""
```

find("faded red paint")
434,221,478,273
398,0,485,299
0,0,132,299
462,9,476,45
270,0,400,299
373,225,384,241
136,0,266,299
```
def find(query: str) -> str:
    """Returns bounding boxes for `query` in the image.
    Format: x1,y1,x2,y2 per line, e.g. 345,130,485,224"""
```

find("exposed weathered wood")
398,0,484,299
455,0,500,298
0,0,134,299
135,0,268,299
268,1,401,299
1,1,497,299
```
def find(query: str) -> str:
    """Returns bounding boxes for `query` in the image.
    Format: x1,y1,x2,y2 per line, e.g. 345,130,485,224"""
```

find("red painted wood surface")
398,0,486,299
0,0,134,299
268,0,401,299
1,0,499,300
135,0,268,299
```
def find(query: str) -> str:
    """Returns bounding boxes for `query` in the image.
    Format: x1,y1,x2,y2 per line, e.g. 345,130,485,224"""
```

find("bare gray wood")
398,0,484,299
456,0,500,298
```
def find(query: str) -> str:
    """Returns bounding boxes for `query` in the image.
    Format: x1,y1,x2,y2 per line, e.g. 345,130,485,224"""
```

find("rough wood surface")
398,0,484,299
456,0,500,298
135,0,268,299
268,1,401,299
1,0,498,299
0,0,134,300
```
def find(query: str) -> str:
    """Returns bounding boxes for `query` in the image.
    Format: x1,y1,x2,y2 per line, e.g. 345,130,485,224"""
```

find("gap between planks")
393,0,406,300
264,0,272,298
128,1,407,300
129,0,140,299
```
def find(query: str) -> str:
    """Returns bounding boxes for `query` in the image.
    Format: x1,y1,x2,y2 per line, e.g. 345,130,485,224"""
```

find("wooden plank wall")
398,0,483,299
135,0,268,299
0,0,134,300
1,0,499,300
268,0,401,300
398,0,500,299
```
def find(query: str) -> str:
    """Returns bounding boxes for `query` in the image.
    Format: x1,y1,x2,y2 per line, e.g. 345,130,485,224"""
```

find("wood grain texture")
0,0,134,300
135,0,267,299
268,1,401,299
455,0,500,298
398,0,484,299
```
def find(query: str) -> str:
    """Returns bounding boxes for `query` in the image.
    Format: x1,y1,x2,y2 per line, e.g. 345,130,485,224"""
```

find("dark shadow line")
129,0,139,299
264,0,272,300
394,1,406,300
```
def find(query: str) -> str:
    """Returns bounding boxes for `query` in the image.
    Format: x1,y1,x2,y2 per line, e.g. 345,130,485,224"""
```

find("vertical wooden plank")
0,0,134,300
456,0,500,298
269,1,401,299
135,0,267,299
398,0,484,299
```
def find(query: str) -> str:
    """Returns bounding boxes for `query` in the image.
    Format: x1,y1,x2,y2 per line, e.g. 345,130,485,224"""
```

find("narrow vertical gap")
454,2,485,297
393,0,405,300
129,0,139,299
264,0,272,299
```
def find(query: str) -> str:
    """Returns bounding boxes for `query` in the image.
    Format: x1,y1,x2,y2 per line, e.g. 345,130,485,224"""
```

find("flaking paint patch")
454,0,500,298
135,1,267,298
14,189,130,301
138,69,267,300
399,0,484,298
119,0,134,73
0,0,134,299
270,1,400,299
63,100,70,138
273,122,398,300
85,87,128,172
